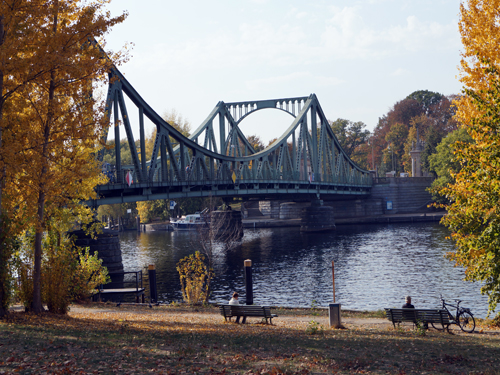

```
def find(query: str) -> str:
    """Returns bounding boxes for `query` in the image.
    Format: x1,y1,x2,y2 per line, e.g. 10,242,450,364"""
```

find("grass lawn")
1,303,499,374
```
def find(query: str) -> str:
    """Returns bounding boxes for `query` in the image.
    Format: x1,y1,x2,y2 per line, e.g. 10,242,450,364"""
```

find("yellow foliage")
455,0,500,126
0,0,127,312
441,0,500,316
176,251,213,305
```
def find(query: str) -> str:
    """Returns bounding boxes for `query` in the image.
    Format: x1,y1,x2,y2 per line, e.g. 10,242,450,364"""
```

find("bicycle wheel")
457,311,475,333
431,322,444,331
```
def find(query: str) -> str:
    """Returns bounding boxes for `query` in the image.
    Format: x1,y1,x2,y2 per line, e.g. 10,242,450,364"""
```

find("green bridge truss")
92,67,372,206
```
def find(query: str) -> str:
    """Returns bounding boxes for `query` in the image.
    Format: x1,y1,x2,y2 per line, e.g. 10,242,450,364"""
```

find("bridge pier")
300,200,336,232
70,229,124,274
210,210,244,241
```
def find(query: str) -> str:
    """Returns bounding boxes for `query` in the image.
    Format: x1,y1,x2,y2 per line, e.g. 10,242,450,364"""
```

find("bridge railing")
101,164,373,187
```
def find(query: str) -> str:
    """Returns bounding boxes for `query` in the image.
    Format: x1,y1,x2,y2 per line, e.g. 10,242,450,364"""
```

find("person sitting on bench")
229,292,240,305
402,295,426,328
402,296,415,308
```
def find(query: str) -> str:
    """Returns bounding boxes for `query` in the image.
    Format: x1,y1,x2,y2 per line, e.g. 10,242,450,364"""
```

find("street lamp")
368,137,375,171
387,145,395,173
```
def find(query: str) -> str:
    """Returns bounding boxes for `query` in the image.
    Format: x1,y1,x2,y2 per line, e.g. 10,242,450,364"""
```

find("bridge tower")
410,134,425,177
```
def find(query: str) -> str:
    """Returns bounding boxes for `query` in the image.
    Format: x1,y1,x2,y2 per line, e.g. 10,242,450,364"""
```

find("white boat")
171,213,208,231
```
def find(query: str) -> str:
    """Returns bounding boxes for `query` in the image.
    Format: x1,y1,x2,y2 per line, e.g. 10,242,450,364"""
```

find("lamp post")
369,137,375,170
387,145,395,174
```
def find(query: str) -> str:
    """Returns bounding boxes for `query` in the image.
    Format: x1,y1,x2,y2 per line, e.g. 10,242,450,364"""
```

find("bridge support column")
300,200,336,232
210,210,244,241
70,229,124,274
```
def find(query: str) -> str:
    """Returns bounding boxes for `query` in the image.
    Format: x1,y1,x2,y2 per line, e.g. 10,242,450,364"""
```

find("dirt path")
10,303,499,334
65,304,393,329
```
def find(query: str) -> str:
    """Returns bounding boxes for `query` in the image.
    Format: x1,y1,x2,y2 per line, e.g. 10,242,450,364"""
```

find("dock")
93,270,145,303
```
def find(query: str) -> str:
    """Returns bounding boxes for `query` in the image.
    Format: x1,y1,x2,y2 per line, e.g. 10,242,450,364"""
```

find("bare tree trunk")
199,204,242,304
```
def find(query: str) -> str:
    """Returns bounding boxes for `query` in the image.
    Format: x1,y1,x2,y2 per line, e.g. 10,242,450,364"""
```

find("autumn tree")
97,202,137,229
135,110,193,223
439,0,500,316
370,91,457,176
246,134,264,152
329,118,370,168
0,0,46,318
2,0,126,313
384,123,408,174
428,128,472,202
163,109,191,137
406,90,444,116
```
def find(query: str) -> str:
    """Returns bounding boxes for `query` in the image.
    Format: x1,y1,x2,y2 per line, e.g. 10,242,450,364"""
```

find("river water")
119,222,491,318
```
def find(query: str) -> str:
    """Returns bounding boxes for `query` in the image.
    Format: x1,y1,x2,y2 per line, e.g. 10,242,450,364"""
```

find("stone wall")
279,202,305,219
326,177,433,218
259,201,281,218
257,177,434,220
367,177,433,214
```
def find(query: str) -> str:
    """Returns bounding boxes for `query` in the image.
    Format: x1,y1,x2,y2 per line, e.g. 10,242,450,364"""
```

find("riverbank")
139,211,446,231
1,303,499,374
242,211,445,229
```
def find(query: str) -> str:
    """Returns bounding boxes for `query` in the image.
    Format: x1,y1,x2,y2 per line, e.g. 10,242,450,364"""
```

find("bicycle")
431,295,476,333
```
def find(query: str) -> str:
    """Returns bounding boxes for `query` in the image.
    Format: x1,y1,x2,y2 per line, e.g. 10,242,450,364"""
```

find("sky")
104,0,462,145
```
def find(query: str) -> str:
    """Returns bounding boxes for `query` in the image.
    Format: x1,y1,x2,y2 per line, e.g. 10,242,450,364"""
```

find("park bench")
219,305,278,324
385,308,450,331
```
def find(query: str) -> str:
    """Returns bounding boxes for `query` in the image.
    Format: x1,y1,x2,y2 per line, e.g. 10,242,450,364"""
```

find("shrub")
176,251,212,305
305,320,323,335
71,247,109,302
16,228,109,314
42,231,74,314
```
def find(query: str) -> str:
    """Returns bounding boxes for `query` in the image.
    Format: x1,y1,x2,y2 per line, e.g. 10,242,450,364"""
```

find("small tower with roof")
410,129,425,177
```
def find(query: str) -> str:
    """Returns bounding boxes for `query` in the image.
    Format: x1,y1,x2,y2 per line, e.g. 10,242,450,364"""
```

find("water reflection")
119,222,490,318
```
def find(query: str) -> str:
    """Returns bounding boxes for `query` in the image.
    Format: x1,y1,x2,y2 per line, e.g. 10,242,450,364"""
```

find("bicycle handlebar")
440,296,462,308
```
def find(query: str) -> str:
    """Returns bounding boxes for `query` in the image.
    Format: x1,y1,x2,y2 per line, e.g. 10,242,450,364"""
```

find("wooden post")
148,264,158,303
332,260,335,303
244,259,253,305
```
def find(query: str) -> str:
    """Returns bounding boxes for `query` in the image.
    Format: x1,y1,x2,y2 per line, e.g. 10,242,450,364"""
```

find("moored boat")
171,212,208,231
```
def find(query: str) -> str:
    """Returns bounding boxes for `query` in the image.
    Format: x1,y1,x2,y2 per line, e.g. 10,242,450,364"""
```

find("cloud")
321,6,459,60
391,68,409,76
131,4,460,73
286,7,308,20
245,72,343,91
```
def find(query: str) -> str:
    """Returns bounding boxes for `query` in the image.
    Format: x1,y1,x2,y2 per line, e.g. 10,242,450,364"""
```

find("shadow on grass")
1,310,500,374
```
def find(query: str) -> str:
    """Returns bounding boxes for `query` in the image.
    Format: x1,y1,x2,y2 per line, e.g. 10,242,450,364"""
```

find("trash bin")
329,303,341,328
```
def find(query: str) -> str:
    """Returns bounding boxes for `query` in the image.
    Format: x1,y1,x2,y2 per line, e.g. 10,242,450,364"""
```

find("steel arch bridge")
92,66,372,206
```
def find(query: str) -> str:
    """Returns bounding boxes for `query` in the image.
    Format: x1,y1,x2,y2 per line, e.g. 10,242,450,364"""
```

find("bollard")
148,264,158,303
329,303,341,328
332,260,335,303
244,259,253,305
136,216,141,232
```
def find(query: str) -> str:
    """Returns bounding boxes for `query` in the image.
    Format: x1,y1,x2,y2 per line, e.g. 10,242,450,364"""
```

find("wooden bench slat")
385,308,450,330
219,305,277,324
